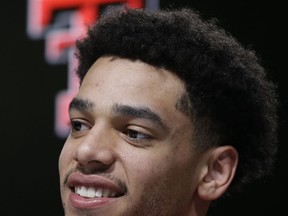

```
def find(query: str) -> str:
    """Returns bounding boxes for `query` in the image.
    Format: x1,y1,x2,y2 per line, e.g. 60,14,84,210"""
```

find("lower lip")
69,192,118,209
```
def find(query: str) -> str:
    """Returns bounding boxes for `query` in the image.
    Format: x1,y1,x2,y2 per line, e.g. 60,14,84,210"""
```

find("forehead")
80,56,186,102
83,56,183,84
77,56,190,125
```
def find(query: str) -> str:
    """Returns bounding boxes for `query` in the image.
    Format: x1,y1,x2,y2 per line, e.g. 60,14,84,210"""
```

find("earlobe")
197,146,238,200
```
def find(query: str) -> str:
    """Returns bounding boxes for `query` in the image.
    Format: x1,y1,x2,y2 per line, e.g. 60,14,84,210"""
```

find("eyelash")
70,120,91,133
123,128,152,141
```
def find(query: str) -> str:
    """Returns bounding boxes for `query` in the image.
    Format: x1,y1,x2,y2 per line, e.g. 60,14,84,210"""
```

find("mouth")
72,186,124,198
67,172,126,200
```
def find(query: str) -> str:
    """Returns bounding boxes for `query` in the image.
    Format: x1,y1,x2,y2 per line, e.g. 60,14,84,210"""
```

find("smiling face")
58,56,206,216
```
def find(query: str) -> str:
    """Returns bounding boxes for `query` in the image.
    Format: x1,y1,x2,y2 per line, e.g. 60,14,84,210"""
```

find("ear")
197,146,238,200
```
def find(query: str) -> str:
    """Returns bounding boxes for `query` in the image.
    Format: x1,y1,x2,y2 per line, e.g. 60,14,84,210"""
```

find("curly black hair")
74,7,279,194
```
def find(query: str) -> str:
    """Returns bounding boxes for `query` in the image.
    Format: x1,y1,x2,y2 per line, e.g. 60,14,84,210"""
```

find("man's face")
59,56,203,216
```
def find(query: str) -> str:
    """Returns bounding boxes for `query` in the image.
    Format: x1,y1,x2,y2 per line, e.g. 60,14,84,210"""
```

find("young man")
58,7,279,216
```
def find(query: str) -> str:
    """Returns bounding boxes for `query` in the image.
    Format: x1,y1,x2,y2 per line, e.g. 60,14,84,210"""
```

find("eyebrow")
69,97,95,112
112,103,170,132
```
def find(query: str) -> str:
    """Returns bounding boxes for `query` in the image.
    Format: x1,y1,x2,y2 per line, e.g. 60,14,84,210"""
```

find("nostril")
76,161,115,175
73,135,116,167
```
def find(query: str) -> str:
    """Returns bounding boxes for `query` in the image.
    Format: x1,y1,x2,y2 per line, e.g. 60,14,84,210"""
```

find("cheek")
130,147,197,191
125,150,182,188
125,151,197,211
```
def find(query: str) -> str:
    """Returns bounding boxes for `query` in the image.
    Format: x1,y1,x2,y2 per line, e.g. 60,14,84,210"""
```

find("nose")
73,124,117,172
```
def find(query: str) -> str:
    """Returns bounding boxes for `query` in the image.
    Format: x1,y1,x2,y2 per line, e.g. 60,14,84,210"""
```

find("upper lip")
67,172,126,198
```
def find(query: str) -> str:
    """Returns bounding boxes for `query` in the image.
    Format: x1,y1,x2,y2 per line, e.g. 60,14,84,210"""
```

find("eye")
124,129,151,140
70,120,91,132
122,126,153,147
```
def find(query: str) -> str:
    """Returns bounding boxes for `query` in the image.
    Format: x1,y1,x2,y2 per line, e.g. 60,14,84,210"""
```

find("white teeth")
95,189,103,198
75,186,117,198
87,187,96,198
78,186,88,197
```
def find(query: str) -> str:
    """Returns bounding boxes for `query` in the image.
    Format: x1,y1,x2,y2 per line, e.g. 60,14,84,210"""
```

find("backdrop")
1,0,286,215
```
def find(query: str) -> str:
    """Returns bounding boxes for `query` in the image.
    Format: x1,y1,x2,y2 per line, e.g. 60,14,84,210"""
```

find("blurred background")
1,0,286,215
